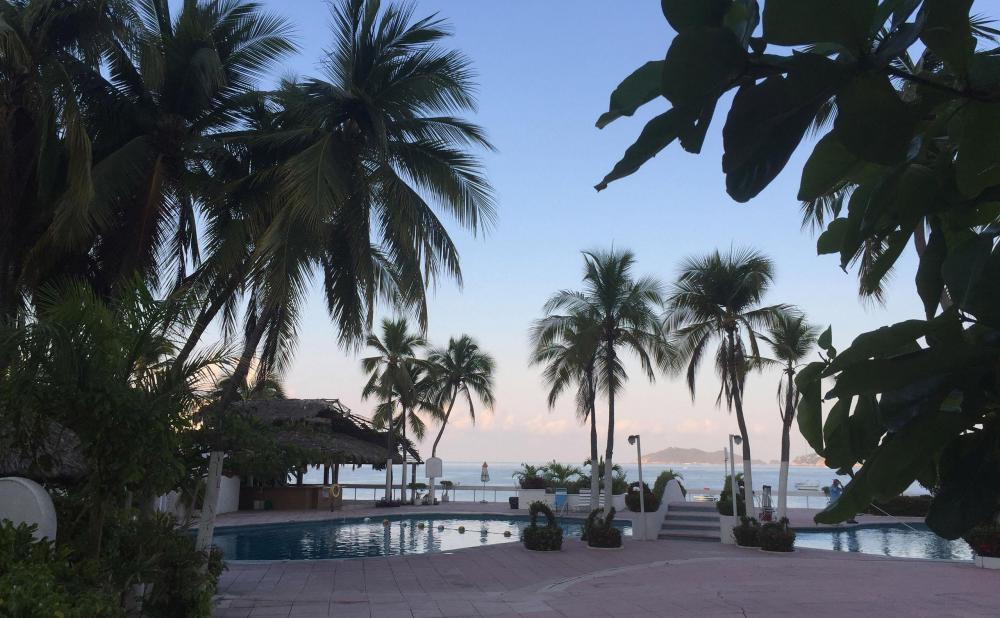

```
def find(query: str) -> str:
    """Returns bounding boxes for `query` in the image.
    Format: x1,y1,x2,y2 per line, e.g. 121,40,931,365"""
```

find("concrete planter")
585,542,624,551
517,489,547,510
720,517,737,545
611,494,626,511
975,556,1000,570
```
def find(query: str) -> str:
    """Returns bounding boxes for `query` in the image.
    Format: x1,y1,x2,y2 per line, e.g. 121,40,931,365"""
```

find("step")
660,522,719,530
668,503,718,512
658,529,718,542
663,513,719,522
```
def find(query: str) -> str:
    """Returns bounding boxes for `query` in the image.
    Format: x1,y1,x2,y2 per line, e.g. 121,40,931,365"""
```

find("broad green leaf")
821,397,854,470
817,326,832,350
661,28,746,111
596,61,665,129
679,99,717,154
915,224,946,319
941,232,1000,326
955,102,1000,198
919,0,973,74
847,395,884,464
926,431,1000,539
595,109,685,191
815,463,872,524
661,0,732,33
763,0,877,53
798,132,860,202
834,73,916,165
826,345,964,399
817,218,849,255
795,361,826,454
866,412,968,500
825,318,932,374
722,53,847,202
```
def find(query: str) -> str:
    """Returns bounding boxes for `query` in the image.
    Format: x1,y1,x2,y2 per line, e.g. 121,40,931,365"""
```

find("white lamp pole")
628,434,644,539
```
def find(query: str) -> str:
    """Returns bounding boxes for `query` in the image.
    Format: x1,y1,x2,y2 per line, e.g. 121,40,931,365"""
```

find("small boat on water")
795,481,821,491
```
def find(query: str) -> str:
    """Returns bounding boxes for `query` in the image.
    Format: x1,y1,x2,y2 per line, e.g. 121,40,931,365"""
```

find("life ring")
331,484,342,498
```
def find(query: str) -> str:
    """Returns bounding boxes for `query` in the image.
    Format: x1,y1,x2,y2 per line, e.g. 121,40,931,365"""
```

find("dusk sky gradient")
253,0,931,464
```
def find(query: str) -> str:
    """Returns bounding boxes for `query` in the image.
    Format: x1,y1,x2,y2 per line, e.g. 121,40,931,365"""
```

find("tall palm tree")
664,248,787,518
530,309,602,509
760,311,819,520
543,249,665,511
425,335,495,500
361,317,425,502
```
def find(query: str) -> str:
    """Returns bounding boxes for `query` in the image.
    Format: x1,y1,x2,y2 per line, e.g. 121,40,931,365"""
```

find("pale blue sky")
255,0,927,463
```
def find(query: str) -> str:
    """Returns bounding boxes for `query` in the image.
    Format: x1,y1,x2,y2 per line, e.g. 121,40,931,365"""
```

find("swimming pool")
212,514,631,560
795,523,972,561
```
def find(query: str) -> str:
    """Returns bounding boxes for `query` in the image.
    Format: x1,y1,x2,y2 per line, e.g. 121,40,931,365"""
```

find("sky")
251,0,928,464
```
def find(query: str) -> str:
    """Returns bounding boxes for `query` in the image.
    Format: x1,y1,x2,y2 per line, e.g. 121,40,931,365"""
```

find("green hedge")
759,518,795,553
522,502,563,551
583,508,622,548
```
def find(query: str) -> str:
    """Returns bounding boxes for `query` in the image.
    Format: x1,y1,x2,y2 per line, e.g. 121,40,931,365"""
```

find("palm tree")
543,461,583,487
530,308,602,509
362,317,426,502
543,249,665,511
425,335,495,500
760,311,819,520
664,248,787,518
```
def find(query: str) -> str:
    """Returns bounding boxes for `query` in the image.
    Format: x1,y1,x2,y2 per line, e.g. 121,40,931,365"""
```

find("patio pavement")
213,532,998,617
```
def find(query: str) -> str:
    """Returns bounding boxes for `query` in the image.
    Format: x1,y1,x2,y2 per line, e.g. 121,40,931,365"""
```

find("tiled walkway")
214,536,999,617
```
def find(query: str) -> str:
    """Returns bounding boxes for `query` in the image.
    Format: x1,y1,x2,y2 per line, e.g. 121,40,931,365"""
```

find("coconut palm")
664,248,787,518
530,308,602,509
361,317,426,502
760,311,819,519
543,249,665,512
424,335,495,499
543,461,583,487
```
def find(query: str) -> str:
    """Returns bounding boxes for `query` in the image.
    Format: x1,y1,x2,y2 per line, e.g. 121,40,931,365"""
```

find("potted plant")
522,501,563,551
964,522,1000,569
733,516,761,548
759,517,796,552
513,464,547,509
583,508,622,549
440,480,454,502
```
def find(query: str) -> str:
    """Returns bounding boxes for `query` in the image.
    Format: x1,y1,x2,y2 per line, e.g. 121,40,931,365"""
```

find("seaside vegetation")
598,0,1000,539
0,0,495,612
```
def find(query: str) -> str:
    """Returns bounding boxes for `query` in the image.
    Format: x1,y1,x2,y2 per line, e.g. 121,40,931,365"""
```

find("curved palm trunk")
429,387,459,504
777,363,796,520
726,329,754,519
175,271,241,367
195,305,272,553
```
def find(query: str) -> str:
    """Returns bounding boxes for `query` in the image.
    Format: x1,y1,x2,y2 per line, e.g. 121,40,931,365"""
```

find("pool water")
795,524,972,561
212,514,631,560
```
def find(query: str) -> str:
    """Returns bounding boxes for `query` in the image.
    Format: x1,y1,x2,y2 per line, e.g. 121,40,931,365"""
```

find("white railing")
339,483,521,503
685,487,829,508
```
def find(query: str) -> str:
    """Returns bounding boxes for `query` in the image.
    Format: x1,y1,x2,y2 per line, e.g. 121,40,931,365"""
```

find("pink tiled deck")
214,535,999,617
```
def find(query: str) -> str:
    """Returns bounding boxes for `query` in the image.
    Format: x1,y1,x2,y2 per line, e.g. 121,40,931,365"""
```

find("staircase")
658,502,720,542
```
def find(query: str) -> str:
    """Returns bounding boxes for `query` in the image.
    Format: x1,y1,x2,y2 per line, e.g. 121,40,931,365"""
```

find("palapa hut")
0,422,87,483
232,398,421,510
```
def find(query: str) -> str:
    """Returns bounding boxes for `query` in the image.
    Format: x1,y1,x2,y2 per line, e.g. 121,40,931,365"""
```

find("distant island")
641,447,767,465
792,453,826,466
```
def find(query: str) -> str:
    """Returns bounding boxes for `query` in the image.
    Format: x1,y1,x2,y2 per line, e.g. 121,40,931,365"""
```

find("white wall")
217,474,240,515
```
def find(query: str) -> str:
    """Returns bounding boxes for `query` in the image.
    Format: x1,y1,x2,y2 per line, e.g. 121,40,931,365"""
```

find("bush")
717,473,746,516
513,464,548,489
583,508,622,548
652,470,686,501
964,523,1000,558
716,497,746,517
0,522,120,617
759,518,796,553
522,501,563,551
624,482,660,512
733,517,760,547
863,495,932,517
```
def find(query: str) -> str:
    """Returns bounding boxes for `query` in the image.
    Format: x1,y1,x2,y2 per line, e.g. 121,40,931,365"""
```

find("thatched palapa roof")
233,398,421,465
0,423,87,482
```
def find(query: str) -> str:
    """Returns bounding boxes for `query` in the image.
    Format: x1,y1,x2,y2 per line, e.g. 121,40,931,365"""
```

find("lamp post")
628,434,644,539
728,434,742,525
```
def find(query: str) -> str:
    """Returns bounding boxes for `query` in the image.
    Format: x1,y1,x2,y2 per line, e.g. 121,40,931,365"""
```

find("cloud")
675,418,721,434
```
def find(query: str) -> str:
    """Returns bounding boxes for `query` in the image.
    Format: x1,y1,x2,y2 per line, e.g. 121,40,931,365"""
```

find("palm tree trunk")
429,387,458,504
175,272,241,366
385,399,394,503
777,365,795,520
726,329,754,519
401,408,408,504
589,398,600,512
195,306,272,553
603,344,616,515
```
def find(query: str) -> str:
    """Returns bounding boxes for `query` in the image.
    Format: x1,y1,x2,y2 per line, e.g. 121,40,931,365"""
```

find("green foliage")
863,495,933,517
513,464,548,489
733,516,761,547
964,522,1000,558
652,469,687,500
0,522,120,617
542,461,584,487
758,517,796,552
583,508,623,548
625,482,661,512
600,0,1000,540
717,473,747,516
522,502,563,551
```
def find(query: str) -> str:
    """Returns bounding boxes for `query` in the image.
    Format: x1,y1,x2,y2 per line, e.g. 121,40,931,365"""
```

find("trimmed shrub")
624,482,660,512
652,470,686,500
717,473,746,516
584,508,623,548
964,523,1000,558
522,501,563,551
759,517,796,553
863,495,932,517
733,517,761,547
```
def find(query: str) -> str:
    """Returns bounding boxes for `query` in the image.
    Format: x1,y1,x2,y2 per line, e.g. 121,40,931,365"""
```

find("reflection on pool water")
213,514,631,560
795,524,972,561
